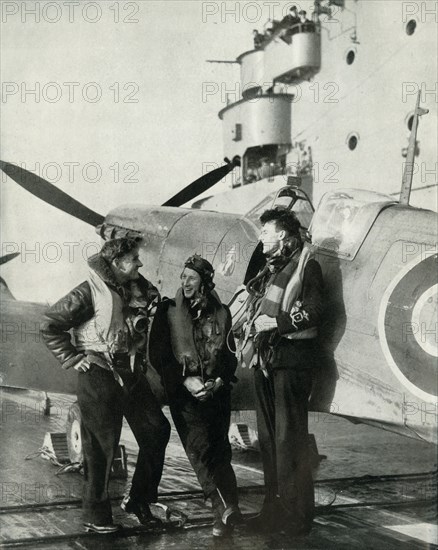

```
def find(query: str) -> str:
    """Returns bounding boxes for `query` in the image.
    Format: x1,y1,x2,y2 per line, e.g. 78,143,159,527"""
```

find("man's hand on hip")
74,356,91,373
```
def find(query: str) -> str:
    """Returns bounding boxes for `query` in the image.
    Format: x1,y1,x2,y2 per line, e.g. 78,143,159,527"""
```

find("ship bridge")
238,23,321,99
220,22,321,188
264,25,321,85
218,94,293,186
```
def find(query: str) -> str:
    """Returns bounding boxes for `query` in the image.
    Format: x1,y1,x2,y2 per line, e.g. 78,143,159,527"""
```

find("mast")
400,91,429,205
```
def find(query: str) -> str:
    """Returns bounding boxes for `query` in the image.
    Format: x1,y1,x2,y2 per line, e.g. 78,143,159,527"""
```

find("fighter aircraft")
0,93,436,460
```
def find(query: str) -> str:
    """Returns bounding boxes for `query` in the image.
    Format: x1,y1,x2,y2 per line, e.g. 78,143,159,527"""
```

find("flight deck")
1,388,436,549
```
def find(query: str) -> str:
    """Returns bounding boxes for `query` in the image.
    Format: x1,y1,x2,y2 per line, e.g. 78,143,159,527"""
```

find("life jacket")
74,267,131,354
236,245,316,366
281,244,317,340
167,288,229,377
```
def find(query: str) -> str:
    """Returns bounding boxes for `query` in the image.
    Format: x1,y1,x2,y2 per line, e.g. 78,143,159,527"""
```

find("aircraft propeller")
0,161,105,227
0,156,240,224
162,156,240,206
0,252,20,266
0,252,19,299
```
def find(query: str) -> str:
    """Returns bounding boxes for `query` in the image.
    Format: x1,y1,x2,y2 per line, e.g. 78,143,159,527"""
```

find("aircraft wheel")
66,402,83,464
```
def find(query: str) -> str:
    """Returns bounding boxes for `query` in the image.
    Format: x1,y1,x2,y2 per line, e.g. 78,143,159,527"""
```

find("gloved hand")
183,376,205,397
254,314,277,332
183,376,225,402
204,377,224,394
74,356,91,373
197,377,224,402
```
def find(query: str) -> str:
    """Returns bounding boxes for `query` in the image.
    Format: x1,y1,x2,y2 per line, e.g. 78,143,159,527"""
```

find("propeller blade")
162,157,240,207
1,161,105,226
0,252,20,266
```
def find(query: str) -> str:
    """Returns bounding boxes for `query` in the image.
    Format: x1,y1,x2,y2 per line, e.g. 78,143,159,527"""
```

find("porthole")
346,49,356,65
346,133,359,151
406,19,417,36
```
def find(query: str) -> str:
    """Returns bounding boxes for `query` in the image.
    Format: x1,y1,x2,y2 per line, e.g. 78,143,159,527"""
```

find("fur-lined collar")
87,253,159,307
87,253,122,290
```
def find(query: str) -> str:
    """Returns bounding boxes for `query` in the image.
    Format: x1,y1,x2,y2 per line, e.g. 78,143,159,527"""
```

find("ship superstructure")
195,0,437,214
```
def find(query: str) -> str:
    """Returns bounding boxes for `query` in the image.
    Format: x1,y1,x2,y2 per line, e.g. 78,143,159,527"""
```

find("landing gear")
64,402,127,478
43,392,51,416
66,402,83,464
308,433,327,469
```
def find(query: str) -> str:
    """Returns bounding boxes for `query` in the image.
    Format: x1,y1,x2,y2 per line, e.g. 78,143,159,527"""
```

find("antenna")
206,60,239,64
400,90,429,205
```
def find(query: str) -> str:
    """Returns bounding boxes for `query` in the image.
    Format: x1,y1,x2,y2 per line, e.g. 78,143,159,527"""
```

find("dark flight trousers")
77,363,171,525
254,339,315,525
169,386,239,505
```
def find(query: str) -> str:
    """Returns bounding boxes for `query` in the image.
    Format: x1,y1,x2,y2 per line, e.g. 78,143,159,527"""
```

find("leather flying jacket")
149,296,238,393
41,254,159,369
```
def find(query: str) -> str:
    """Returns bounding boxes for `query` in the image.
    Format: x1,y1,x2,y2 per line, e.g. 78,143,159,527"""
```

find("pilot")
243,208,323,536
149,254,242,537
41,237,170,534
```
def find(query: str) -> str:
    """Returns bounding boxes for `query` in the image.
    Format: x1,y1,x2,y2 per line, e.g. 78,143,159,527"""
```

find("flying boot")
120,495,162,528
210,490,231,537
218,487,244,527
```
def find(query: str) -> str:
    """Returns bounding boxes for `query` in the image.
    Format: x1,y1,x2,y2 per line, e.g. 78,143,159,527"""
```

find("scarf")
259,252,300,316
255,243,314,317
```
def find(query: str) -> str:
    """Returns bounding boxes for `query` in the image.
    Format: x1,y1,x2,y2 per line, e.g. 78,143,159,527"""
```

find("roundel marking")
412,284,438,358
378,253,438,401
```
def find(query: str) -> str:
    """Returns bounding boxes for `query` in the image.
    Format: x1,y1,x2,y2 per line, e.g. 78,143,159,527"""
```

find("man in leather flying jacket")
41,237,170,534
149,254,242,537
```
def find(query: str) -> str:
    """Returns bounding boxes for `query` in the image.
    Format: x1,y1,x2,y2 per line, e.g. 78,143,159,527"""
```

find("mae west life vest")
167,288,229,378
74,268,131,355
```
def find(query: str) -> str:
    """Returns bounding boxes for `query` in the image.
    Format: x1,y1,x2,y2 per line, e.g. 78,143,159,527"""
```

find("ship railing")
261,21,320,48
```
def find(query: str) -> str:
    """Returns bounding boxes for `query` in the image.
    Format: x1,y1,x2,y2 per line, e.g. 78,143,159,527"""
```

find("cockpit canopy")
310,189,397,259
246,185,314,233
